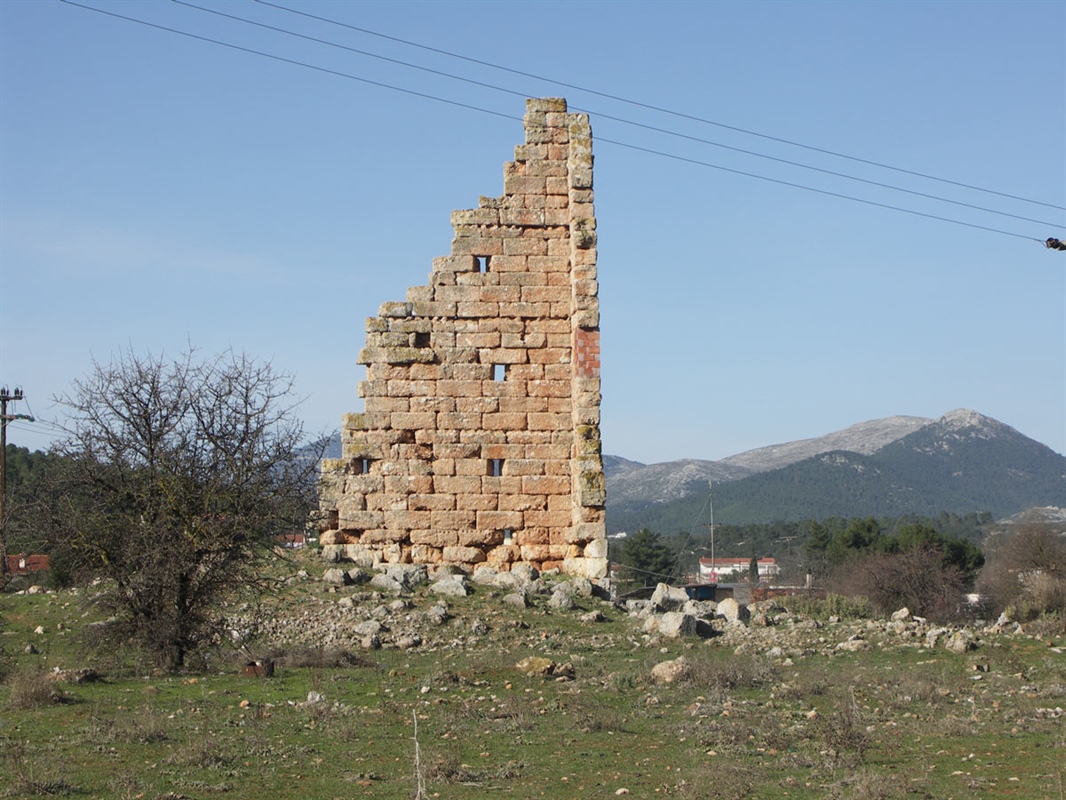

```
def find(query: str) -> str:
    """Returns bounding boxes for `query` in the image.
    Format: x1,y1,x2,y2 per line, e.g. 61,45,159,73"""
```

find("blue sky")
2,0,1064,463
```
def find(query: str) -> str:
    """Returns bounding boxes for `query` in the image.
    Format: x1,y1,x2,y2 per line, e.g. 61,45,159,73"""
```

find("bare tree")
831,543,967,622
48,348,319,671
977,523,1066,619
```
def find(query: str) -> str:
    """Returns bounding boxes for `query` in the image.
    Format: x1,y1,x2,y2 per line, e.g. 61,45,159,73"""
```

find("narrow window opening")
353,458,372,475
328,509,340,529
475,255,490,273
488,459,503,477
502,529,513,545
492,364,506,381
413,332,430,348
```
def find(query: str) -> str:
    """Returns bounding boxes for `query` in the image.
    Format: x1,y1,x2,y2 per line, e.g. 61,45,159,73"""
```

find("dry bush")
271,646,377,669
810,689,871,769
978,524,1066,620
824,768,918,799
426,752,523,784
679,654,778,696
85,704,170,744
1,739,78,797
6,669,64,710
673,762,758,798
829,545,967,622
164,733,239,769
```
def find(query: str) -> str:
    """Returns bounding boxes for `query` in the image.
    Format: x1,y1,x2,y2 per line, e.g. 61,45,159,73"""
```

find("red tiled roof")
5,554,50,575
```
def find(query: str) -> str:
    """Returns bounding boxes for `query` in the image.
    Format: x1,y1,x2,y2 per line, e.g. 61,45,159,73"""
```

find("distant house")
699,557,780,582
5,554,50,575
275,533,307,549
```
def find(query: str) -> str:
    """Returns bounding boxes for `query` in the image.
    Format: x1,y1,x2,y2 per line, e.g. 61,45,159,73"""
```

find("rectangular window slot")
503,529,513,545
413,332,431,348
476,255,490,273
492,364,506,381
488,459,503,477
328,509,339,529
353,458,372,475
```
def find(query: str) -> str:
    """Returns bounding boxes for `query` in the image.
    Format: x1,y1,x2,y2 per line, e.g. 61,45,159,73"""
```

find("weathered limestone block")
443,545,487,564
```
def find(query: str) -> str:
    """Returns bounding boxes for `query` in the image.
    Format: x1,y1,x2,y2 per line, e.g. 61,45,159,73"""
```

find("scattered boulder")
945,630,976,653
429,575,468,598
548,590,575,610
891,607,912,622
717,598,750,625
502,591,529,609
651,656,689,683
515,656,556,676
424,603,449,626
323,568,350,586
650,583,689,612
510,564,540,583
658,612,699,639
836,636,871,652
346,567,372,585
353,620,384,637
369,574,405,594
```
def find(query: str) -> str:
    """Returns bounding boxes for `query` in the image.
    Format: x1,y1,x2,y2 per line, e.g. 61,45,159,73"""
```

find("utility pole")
779,535,798,583
1,387,35,586
705,481,716,583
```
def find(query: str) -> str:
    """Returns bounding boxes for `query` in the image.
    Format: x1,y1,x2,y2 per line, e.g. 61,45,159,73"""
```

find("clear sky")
2,0,1064,464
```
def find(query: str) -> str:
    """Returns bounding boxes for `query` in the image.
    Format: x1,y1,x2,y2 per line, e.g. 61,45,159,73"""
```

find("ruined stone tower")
318,98,606,580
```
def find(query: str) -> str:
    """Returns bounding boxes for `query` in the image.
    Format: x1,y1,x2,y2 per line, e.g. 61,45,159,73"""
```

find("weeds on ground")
811,688,871,768
1,739,79,797
778,593,872,620
6,667,64,709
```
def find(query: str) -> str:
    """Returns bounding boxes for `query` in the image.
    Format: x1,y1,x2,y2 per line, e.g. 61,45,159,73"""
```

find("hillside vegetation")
608,410,1066,533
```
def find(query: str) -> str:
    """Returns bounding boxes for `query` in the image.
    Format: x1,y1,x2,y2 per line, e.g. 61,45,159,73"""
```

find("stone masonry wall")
318,98,606,580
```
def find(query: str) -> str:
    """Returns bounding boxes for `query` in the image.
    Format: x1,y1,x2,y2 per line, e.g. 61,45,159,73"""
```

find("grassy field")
2,555,1064,799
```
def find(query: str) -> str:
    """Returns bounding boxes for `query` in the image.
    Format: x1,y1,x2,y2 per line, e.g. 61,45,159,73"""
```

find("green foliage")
801,517,986,584
618,528,676,588
3,445,67,559
776,593,872,620
826,518,883,566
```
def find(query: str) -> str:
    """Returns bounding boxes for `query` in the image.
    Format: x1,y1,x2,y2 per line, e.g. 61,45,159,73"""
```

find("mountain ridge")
606,409,1066,529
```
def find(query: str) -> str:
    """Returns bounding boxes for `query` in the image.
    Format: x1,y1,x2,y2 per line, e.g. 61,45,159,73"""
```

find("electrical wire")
57,0,1060,244
598,136,1042,241
253,0,1066,213
174,0,1062,230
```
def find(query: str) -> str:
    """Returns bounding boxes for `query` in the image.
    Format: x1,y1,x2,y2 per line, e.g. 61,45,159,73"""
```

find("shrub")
828,544,967,622
6,669,63,710
777,593,871,620
978,524,1066,620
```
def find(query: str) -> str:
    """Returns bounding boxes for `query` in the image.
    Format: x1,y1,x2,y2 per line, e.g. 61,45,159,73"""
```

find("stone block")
338,510,384,530
379,301,412,318
477,510,524,530
451,208,499,226
383,509,431,530
443,545,486,564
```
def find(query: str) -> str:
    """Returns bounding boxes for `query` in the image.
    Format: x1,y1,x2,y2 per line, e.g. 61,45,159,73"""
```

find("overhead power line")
597,137,1041,241
174,0,1061,230
254,0,1066,213
59,0,1062,245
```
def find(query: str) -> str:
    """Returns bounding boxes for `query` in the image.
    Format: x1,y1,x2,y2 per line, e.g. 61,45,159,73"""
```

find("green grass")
2,559,1064,799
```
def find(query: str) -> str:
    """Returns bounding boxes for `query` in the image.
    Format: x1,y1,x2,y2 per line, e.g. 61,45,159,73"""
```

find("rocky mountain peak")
930,409,1019,443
